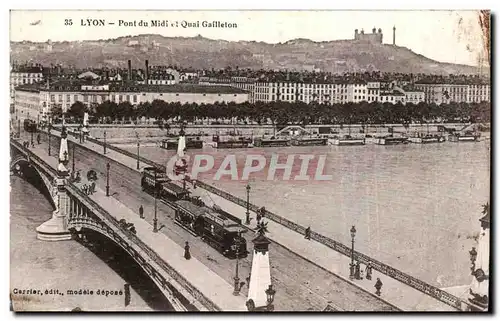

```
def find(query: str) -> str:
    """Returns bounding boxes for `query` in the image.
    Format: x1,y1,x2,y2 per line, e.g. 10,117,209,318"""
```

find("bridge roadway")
17,130,399,312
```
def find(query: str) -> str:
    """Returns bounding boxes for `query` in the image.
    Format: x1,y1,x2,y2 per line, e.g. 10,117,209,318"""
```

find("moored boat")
367,135,408,145
291,136,328,146
212,135,253,149
254,137,291,147
160,137,204,150
448,132,481,142
328,135,365,146
408,135,445,144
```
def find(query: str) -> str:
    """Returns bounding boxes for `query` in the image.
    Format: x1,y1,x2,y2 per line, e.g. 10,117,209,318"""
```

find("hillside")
10,34,481,75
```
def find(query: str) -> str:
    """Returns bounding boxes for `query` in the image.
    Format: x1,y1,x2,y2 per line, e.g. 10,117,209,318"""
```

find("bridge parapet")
10,139,221,312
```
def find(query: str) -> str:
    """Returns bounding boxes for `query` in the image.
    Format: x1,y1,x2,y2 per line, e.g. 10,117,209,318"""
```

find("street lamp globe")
265,284,276,305
350,225,357,239
246,184,251,192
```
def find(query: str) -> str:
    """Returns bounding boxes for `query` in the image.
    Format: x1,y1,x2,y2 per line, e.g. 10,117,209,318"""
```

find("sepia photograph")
8,9,491,312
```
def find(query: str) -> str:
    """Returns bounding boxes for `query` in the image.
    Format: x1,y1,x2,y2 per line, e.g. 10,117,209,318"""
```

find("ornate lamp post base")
233,277,240,296
153,218,158,233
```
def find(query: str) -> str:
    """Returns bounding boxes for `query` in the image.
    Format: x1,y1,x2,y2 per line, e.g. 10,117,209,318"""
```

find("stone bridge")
10,139,220,312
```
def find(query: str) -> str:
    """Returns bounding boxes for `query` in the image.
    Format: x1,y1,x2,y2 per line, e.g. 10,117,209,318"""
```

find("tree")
67,101,87,120
50,104,63,121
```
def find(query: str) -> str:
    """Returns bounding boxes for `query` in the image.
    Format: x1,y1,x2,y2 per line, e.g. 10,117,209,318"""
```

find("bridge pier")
36,126,72,242
36,177,72,241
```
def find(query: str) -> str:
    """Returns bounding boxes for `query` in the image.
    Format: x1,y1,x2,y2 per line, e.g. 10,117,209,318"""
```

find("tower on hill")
354,27,383,44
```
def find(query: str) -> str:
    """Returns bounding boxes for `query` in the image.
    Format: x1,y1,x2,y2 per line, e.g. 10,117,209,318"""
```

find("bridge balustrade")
10,139,221,312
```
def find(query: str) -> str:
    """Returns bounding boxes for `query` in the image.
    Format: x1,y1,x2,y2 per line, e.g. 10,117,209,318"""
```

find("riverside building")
14,80,249,123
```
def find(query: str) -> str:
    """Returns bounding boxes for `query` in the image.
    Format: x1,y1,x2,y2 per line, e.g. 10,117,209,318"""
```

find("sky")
9,10,487,67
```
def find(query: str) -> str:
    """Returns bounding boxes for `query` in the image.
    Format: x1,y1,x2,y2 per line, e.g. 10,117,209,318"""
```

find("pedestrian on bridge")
304,226,311,240
36,133,41,145
90,181,96,195
139,205,144,219
355,261,361,280
365,261,373,280
184,241,191,260
375,278,383,296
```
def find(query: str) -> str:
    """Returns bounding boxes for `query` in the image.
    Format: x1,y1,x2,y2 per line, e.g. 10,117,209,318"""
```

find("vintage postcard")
9,9,490,312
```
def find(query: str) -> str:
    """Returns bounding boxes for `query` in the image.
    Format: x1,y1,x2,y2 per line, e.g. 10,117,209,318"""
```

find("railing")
66,185,221,312
10,139,220,312
193,180,469,311
32,133,472,311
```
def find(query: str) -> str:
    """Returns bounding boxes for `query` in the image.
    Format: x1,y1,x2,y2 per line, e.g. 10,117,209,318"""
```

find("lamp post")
246,285,277,312
30,130,34,146
349,225,356,280
48,124,52,156
106,162,110,197
245,184,251,225
232,232,242,295
104,131,107,154
265,284,277,311
153,170,159,233
136,140,140,170
17,119,21,138
72,142,76,174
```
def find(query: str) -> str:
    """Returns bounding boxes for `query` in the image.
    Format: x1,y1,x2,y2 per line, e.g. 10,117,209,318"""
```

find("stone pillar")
36,126,72,241
246,221,273,311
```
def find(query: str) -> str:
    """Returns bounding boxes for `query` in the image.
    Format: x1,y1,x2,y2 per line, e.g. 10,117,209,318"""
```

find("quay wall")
54,123,474,144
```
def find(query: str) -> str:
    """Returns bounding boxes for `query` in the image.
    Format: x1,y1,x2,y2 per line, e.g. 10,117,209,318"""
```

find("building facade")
10,65,44,105
415,81,490,105
14,81,249,123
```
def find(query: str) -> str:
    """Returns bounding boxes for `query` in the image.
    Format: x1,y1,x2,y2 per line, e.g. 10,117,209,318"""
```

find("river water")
121,140,490,289
9,175,155,311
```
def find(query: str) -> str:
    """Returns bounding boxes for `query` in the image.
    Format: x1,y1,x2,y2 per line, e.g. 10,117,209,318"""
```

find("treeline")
55,100,491,126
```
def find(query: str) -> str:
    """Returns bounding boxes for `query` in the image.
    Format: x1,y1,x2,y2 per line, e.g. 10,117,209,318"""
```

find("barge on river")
291,136,328,146
448,132,481,142
212,135,253,149
328,135,366,146
367,135,409,145
253,137,291,147
159,137,204,150
408,134,446,144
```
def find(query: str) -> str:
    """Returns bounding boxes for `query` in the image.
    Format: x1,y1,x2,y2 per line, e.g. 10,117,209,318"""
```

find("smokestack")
128,60,132,81
145,60,149,85
393,26,396,46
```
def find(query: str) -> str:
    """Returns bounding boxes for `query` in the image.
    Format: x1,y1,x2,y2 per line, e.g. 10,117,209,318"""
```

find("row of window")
11,73,43,78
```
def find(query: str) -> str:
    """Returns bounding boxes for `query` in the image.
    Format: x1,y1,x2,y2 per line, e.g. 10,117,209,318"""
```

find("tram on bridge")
140,167,248,259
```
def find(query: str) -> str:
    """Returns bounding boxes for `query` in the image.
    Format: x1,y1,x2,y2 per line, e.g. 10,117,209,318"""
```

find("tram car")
174,200,248,258
141,167,190,200
23,119,37,133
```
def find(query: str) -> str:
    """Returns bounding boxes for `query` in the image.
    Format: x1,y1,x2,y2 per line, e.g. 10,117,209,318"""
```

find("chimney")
145,60,149,85
393,26,396,46
128,60,132,81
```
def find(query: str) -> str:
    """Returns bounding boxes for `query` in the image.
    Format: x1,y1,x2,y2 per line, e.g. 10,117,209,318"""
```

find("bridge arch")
10,156,56,210
67,220,190,311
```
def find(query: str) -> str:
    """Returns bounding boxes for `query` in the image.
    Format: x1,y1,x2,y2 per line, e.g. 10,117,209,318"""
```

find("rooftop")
15,81,249,94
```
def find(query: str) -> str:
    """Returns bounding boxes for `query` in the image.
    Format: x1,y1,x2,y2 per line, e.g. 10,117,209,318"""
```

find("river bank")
49,122,485,144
